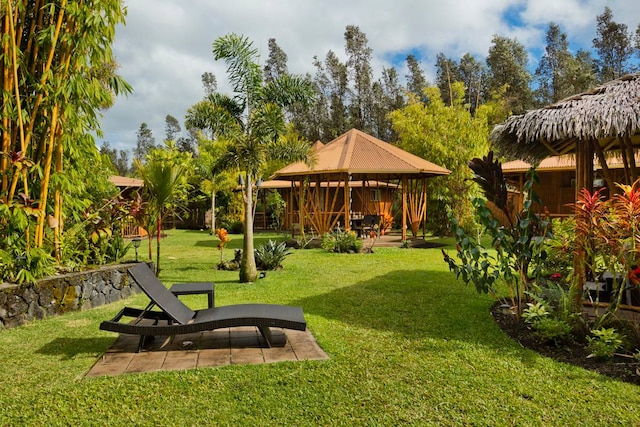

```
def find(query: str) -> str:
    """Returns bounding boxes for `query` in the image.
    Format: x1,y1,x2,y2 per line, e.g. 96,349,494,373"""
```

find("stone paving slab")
87,327,328,377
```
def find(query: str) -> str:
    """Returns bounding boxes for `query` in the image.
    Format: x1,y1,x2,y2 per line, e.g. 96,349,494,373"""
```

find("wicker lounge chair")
100,263,306,351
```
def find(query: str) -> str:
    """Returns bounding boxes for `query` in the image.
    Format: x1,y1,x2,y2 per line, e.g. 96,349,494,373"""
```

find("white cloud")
100,0,640,152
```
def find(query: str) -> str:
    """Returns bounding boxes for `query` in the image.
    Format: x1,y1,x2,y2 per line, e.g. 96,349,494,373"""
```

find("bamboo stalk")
422,178,427,238
23,0,67,154
53,123,64,261
1,9,11,192
26,0,45,76
35,104,59,247
6,0,26,159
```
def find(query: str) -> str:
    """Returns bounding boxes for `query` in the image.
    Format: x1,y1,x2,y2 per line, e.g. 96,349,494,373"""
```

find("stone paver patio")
87,327,328,377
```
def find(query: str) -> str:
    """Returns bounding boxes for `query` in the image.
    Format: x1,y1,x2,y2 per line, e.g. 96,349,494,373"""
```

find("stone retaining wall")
0,263,145,330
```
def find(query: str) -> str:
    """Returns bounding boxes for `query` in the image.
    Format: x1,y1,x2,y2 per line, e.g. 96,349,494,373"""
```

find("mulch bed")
490,302,640,386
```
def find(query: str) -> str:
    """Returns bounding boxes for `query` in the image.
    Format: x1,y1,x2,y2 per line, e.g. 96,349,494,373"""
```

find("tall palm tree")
207,33,314,282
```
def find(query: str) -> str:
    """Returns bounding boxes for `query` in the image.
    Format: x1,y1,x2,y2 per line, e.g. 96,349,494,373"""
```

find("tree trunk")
240,174,258,282
210,189,216,234
155,213,162,275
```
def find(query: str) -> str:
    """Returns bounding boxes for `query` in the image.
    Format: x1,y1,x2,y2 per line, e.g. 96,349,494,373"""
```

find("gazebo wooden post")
289,180,296,238
591,138,616,192
298,178,305,238
518,174,524,211
344,173,351,232
422,177,427,238
573,140,594,311
261,189,267,230
402,175,407,242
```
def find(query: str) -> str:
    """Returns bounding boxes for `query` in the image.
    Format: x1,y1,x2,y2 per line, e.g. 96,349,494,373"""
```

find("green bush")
255,239,290,270
587,328,623,359
522,302,549,325
522,301,572,345
534,318,572,345
228,221,244,234
321,230,363,253
542,217,576,281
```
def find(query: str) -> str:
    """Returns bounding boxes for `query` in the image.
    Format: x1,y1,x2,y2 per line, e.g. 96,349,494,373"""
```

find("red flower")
629,267,640,286
549,273,562,280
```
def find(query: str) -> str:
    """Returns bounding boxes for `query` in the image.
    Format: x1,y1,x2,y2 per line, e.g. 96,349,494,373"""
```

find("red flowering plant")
380,213,394,232
216,228,231,265
573,179,640,327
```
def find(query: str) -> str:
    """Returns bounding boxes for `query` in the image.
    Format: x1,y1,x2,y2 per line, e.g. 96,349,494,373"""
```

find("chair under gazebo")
270,128,450,242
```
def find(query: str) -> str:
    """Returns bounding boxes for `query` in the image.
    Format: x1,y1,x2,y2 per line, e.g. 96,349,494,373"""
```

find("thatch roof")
490,73,640,161
272,128,450,181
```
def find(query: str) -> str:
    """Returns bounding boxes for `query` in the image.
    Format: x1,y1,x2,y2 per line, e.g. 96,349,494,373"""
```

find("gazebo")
490,73,640,198
271,128,450,241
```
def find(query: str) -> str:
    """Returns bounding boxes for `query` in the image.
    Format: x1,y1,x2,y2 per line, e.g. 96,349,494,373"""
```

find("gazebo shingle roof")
272,128,450,180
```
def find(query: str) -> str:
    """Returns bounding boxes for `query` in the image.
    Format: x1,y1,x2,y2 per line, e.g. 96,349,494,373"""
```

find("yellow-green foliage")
390,83,491,233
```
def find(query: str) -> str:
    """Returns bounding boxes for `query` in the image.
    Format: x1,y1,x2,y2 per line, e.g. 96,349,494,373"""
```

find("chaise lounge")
100,263,307,352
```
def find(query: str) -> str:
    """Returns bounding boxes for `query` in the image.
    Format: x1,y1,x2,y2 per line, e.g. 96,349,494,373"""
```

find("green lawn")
0,229,638,426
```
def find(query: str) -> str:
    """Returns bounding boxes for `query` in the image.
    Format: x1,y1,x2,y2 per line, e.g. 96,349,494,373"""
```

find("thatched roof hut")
490,73,640,192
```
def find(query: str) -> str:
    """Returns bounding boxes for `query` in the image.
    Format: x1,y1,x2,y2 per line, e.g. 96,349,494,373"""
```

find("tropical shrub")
533,317,573,345
321,230,363,253
543,217,577,282
522,302,572,345
266,191,286,231
255,240,291,270
216,228,231,264
587,328,623,359
521,302,549,324
442,152,552,313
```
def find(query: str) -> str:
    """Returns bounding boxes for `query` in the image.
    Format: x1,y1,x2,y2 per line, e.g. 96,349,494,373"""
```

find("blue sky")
99,0,640,153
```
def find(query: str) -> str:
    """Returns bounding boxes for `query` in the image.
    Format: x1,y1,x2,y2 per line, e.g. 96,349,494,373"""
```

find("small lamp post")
15,254,26,277
132,237,142,262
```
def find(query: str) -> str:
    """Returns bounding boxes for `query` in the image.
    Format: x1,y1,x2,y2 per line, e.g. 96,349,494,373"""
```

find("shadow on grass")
293,268,503,348
193,234,287,250
36,337,114,360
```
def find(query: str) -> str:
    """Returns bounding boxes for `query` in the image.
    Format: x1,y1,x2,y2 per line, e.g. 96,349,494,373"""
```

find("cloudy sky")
99,0,640,153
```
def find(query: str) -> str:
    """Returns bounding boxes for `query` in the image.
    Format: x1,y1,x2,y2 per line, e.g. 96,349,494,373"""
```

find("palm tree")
194,137,234,235
203,33,314,282
135,148,189,275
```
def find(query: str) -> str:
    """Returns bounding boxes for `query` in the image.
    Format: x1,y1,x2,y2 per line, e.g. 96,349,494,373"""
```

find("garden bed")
491,302,640,385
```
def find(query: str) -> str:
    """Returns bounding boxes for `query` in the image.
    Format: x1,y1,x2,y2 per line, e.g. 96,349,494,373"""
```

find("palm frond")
468,151,509,214
212,34,263,104
263,74,316,107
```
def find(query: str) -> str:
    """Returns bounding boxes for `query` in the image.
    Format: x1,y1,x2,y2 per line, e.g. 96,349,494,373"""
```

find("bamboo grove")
1,1,129,271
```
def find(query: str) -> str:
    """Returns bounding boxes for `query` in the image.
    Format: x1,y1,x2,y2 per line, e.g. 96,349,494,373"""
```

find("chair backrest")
363,215,380,226
128,263,195,324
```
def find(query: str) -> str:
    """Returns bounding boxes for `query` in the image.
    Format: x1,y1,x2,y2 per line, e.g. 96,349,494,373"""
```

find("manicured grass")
0,229,639,426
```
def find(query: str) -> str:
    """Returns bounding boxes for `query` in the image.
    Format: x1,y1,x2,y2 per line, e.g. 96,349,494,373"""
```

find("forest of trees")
98,7,640,233
109,6,640,168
